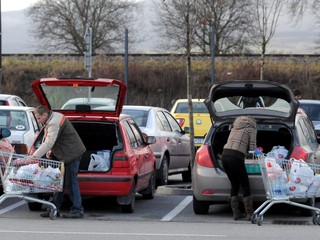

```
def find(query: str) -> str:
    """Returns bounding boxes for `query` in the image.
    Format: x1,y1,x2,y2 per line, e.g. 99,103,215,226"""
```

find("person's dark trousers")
53,154,83,214
222,153,251,197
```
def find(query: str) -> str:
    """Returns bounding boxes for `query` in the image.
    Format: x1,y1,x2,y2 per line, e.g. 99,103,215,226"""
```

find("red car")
30,78,156,213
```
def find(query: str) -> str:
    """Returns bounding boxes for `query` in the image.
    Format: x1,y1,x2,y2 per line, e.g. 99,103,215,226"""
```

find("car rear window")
213,96,291,114
122,109,149,127
0,110,29,131
299,103,320,121
175,102,208,113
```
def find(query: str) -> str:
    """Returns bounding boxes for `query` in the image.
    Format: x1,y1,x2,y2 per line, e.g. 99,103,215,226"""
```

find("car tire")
28,202,43,211
300,197,315,217
120,182,136,213
157,155,168,186
182,163,192,182
142,170,156,200
193,195,210,214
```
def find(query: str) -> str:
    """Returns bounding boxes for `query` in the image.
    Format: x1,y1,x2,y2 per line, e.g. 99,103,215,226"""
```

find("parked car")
61,97,116,110
170,99,211,148
0,106,41,154
0,94,27,106
30,77,156,213
299,99,320,137
192,80,320,215
122,105,192,186
0,128,14,153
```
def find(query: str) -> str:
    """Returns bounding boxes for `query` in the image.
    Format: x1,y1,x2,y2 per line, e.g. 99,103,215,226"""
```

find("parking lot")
0,174,318,226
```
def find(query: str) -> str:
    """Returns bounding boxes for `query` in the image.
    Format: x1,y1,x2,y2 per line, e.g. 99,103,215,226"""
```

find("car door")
298,116,320,164
123,119,151,188
164,111,191,170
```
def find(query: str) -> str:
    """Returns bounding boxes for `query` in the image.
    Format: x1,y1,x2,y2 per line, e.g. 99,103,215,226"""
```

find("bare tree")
288,0,320,50
27,0,140,54
251,0,285,80
195,0,253,54
154,0,203,165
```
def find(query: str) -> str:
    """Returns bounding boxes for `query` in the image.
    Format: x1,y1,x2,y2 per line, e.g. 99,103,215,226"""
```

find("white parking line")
161,195,193,222
0,200,25,215
0,229,227,237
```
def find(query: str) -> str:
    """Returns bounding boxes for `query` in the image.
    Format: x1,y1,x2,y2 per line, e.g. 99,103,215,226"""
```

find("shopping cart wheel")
251,213,258,224
49,209,57,220
257,216,263,226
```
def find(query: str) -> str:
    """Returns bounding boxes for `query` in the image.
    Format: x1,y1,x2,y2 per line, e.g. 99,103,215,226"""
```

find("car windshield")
0,110,29,131
41,84,119,111
175,102,208,113
299,103,320,121
122,109,149,127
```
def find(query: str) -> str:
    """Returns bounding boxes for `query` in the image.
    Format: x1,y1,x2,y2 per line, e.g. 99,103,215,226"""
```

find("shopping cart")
251,153,320,226
0,150,64,220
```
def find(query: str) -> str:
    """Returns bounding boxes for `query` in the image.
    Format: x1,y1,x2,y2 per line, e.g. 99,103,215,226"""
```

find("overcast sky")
2,0,39,11
1,0,319,54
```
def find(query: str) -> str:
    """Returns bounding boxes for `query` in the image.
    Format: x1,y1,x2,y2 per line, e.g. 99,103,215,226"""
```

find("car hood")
204,80,299,123
32,78,127,117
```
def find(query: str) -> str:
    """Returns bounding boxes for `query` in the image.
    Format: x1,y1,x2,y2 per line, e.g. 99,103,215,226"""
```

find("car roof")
122,105,168,111
173,99,205,103
0,106,34,111
299,99,320,104
0,94,22,99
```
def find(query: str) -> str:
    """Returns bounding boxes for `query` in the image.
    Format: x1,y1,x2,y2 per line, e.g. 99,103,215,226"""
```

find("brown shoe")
62,212,84,218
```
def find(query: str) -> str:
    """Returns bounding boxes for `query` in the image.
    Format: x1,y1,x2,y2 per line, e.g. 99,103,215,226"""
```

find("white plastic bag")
289,158,314,187
270,146,288,159
88,150,110,171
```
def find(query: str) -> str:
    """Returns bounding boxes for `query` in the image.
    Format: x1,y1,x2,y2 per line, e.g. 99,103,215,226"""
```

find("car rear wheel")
142,170,156,199
300,197,315,217
193,195,210,214
28,202,43,211
120,182,136,213
182,163,192,182
157,155,168,186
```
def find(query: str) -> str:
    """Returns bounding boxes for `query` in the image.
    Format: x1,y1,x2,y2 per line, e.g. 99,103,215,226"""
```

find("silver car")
122,105,192,186
193,80,320,215
299,99,320,137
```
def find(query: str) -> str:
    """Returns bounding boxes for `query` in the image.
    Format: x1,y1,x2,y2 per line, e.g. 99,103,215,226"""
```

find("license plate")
194,138,204,144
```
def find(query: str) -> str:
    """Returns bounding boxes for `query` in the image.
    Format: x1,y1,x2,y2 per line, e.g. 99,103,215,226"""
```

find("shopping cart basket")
0,150,64,220
251,153,320,226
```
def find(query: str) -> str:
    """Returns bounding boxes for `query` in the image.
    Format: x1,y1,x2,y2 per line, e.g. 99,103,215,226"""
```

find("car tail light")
176,118,185,127
195,145,214,168
112,151,129,168
289,146,308,162
5,101,9,106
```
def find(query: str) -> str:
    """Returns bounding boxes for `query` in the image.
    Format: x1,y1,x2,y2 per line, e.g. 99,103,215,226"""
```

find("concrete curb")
156,184,192,195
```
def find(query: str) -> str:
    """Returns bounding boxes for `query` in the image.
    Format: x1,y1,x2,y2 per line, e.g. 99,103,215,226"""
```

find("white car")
0,94,27,106
0,106,41,154
61,97,116,110
122,105,192,186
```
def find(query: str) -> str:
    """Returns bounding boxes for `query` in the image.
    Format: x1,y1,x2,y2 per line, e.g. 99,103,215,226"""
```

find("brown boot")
243,195,254,221
230,196,246,220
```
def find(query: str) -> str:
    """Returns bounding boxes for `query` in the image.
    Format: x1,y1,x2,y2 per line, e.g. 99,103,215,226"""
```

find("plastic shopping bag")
88,150,110,171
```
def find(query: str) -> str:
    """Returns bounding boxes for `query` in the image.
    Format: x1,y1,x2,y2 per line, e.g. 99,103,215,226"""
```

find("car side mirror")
0,128,11,139
183,127,190,134
146,136,156,145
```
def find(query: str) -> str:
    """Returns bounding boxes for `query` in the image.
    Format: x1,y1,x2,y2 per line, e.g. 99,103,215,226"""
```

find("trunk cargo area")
71,121,119,171
213,124,292,169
